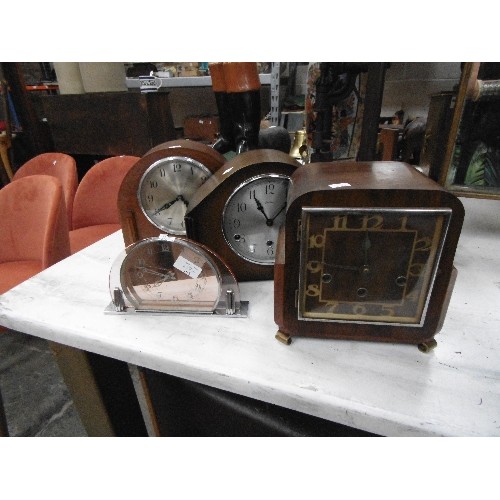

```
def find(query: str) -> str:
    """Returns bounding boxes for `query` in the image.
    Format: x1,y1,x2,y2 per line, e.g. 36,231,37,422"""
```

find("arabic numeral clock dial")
222,174,289,265
118,140,226,247
274,160,465,346
139,156,210,234
300,207,450,325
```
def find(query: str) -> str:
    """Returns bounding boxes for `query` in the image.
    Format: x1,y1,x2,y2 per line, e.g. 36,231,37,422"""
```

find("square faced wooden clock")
274,161,465,346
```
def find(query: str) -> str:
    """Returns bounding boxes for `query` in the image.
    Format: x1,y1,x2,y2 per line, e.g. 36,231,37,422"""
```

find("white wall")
381,62,462,120
293,62,462,122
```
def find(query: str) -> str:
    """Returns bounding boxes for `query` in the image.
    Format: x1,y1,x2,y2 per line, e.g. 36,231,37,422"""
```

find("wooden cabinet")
34,91,176,157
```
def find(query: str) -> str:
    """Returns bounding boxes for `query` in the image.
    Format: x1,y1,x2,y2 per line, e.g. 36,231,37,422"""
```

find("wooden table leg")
49,342,149,437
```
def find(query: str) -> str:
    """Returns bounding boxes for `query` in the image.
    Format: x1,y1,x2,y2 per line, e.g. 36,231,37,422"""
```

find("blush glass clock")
299,207,452,326
107,236,247,316
222,174,290,265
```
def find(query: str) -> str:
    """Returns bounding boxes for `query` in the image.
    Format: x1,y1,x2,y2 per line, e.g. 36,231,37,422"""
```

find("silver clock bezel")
138,156,212,235
221,173,290,266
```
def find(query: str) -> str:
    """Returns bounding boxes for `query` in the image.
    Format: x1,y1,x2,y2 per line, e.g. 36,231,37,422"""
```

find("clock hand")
178,194,189,207
152,197,177,216
136,266,177,281
253,196,272,224
269,202,287,223
152,195,185,215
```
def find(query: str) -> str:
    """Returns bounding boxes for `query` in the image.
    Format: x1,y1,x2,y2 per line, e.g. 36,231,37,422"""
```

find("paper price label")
173,255,202,279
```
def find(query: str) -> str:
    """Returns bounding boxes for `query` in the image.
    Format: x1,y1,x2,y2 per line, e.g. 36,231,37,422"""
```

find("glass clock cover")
299,207,452,326
138,156,212,235
222,174,290,265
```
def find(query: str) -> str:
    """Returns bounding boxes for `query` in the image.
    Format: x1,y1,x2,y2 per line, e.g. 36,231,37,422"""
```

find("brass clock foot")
418,339,438,353
275,330,292,345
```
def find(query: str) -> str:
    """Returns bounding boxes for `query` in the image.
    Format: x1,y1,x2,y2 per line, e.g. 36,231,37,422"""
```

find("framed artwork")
440,62,500,199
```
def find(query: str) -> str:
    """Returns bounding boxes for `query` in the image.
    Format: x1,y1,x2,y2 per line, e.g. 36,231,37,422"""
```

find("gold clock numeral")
325,301,339,311
305,284,321,297
414,237,432,252
361,214,384,229
306,260,322,273
381,305,396,316
309,234,325,249
332,215,348,230
399,215,408,230
353,304,367,315
409,263,426,277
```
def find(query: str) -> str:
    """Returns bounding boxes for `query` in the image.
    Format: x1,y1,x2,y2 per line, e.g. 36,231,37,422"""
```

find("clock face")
222,174,290,265
298,207,452,326
119,237,221,313
138,156,212,235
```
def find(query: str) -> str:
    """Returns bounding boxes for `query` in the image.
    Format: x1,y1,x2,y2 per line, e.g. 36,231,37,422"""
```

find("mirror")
441,62,500,199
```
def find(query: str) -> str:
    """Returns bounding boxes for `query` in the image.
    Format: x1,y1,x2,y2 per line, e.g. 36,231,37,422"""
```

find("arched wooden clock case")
118,139,226,246
184,149,301,281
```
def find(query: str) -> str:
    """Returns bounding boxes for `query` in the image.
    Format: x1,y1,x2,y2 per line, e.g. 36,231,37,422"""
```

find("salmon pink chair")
13,152,78,229
69,155,139,254
0,174,71,436
0,174,70,296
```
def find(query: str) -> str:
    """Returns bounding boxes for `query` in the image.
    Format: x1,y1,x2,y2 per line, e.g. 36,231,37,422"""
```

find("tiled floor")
0,329,87,437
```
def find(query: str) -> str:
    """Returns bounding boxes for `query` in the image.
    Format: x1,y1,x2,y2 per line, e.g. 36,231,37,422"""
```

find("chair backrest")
71,155,140,230
13,152,78,228
0,174,70,268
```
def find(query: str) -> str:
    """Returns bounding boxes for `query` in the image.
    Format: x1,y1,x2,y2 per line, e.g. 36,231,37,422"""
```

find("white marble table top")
1,196,499,436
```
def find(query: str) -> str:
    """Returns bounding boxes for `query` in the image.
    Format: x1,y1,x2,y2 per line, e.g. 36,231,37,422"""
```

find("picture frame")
440,62,500,200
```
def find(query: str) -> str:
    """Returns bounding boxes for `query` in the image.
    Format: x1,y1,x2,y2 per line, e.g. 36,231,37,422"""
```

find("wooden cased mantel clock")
274,161,465,346
118,140,226,246
185,149,301,281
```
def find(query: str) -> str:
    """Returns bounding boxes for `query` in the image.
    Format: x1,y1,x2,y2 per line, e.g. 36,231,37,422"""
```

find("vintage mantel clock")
107,235,247,317
274,161,465,346
118,140,226,246
184,149,301,281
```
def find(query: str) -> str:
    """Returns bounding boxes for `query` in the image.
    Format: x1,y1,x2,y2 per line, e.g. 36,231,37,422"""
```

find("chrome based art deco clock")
274,161,465,346
107,235,247,317
118,140,226,246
